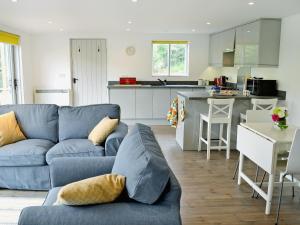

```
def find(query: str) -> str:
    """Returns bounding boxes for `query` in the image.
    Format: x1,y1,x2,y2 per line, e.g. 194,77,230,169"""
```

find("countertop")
107,84,206,89
178,90,283,100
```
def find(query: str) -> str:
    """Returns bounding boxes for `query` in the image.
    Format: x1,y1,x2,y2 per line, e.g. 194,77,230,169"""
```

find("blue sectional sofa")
18,124,182,225
0,104,128,190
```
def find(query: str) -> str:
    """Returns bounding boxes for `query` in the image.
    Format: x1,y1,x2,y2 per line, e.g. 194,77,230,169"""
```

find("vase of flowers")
272,107,288,130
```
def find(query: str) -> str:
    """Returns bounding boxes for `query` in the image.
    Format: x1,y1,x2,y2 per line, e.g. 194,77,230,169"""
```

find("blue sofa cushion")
58,104,120,141
0,104,59,143
46,139,104,164
112,123,170,204
0,139,55,166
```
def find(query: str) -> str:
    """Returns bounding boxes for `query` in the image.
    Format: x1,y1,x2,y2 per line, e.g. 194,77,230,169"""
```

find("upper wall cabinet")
209,18,281,67
209,29,235,66
235,19,281,67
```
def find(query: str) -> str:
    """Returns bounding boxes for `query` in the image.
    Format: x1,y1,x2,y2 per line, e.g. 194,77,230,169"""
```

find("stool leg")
233,159,239,180
198,117,203,152
219,123,224,151
226,123,231,159
292,174,295,198
207,122,212,160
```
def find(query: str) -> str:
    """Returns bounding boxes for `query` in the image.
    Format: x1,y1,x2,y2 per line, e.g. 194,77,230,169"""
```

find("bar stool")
198,98,235,160
240,98,278,122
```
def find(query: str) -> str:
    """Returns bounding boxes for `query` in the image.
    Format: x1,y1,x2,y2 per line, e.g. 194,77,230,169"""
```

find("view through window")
0,42,20,104
152,41,189,76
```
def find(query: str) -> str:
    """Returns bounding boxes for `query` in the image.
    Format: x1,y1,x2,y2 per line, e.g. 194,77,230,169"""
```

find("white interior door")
71,39,107,106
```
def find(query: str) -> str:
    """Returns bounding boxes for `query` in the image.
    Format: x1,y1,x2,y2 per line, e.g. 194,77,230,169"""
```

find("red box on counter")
119,77,137,85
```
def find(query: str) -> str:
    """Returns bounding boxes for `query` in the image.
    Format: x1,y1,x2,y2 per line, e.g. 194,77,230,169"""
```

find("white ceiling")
0,0,300,34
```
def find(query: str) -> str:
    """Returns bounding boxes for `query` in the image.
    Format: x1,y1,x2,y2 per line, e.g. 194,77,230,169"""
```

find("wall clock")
126,46,136,56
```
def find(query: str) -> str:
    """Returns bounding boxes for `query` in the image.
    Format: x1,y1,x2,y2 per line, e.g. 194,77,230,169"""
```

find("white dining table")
236,122,297,215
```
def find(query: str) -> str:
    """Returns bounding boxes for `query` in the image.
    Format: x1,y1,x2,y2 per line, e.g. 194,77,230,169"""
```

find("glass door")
0,43,20,104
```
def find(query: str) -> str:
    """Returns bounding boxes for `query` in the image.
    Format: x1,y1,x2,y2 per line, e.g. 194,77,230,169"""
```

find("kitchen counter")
107,84,206,89
178,90,284,100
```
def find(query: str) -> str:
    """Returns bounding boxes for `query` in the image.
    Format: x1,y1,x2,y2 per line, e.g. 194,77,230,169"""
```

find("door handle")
73,78,79,84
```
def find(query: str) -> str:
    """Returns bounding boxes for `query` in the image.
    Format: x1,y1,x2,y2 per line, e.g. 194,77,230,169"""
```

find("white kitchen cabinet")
209,18,281,67
153,89,171,119
235,21,260,66
109,87,205,124
209,32,223,66
209,29,235,66
234,19,281,66
109,89,135,119
135,89,153,119
222,29,235,52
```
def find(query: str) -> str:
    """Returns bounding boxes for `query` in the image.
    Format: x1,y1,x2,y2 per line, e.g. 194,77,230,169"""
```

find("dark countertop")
107,84,206,89
178,90,284,100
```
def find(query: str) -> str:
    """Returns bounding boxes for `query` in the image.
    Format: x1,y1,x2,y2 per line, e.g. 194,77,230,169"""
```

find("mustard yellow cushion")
55,174,125,206
88,116,118,145
0,111,26,147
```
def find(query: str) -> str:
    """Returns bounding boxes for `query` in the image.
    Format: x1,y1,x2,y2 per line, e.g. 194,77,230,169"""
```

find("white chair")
240,98,278,122
275,129,300,225
198,98,235,160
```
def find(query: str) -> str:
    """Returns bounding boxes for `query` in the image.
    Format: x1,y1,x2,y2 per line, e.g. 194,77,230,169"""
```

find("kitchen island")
176,89,283,151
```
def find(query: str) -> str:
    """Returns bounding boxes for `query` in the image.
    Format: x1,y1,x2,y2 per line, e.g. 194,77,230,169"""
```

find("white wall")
0,24,33,103
31,32,209,90
274,13,300,126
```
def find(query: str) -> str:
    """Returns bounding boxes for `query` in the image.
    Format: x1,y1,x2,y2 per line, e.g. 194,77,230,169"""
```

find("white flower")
278,111,285,118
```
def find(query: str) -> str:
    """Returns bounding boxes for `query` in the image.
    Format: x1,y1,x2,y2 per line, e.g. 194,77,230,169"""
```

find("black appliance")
246,79,278,96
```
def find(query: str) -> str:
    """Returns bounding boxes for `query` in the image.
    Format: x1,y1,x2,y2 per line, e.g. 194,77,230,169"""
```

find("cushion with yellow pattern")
0,111,26,147
88,116,118,145
55,174,125,206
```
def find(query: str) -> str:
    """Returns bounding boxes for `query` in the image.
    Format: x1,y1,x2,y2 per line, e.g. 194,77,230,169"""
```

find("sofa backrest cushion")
58,104,120,141
112,123,170,204
0,104,59,143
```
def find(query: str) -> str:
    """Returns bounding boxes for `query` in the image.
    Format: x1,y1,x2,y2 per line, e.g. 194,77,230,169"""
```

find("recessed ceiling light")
128,21,133,24
247,30,251,33
131,0,138,2
48,21,53,24
126,28,131,32
206,22,211,25
59,28,64,32
11,0,18,2
248,2,255,5
192,29,196,32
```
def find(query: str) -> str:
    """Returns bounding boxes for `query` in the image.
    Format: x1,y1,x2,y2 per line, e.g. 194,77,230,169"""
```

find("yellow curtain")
152,40,189,44
0,31,20,45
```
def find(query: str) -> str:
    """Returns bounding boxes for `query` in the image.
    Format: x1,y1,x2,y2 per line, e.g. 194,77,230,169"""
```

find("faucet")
157,79,167,86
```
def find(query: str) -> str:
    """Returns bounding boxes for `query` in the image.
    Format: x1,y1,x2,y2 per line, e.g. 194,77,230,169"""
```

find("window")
0,31,22,105
152,41,189,76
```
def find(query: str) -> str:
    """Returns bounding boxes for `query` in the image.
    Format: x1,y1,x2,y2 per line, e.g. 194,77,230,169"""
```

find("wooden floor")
0,125,299,225
152,126,300,225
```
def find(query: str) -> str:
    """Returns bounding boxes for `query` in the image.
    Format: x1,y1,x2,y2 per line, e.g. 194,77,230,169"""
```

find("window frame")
151,41,190,77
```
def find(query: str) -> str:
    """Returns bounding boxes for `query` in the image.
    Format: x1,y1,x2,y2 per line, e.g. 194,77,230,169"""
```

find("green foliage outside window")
152,42,188,76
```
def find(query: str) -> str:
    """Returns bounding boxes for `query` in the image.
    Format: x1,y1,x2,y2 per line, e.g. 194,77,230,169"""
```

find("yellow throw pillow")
0,111,26,147
88,116,118,145
55,174,125,206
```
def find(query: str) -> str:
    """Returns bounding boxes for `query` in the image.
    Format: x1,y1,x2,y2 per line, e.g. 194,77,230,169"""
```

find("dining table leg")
265,173,275,215
238,153,244,185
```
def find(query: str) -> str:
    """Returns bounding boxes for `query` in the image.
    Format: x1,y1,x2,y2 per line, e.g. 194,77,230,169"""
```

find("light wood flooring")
0,125,299,225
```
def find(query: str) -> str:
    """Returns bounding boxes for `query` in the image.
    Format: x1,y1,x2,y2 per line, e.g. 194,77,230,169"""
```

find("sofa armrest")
49,157,115,188
105,122,128,156
19,203,182,225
